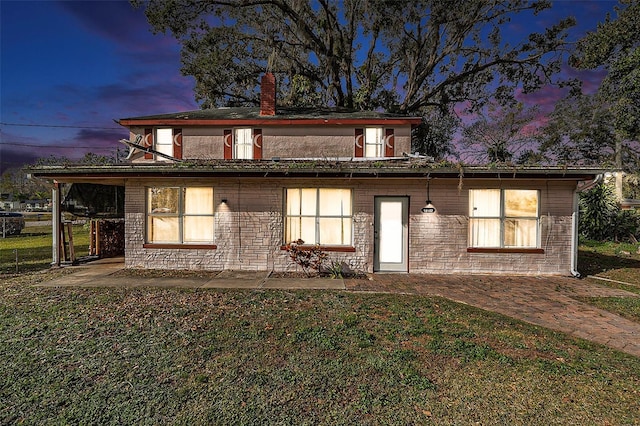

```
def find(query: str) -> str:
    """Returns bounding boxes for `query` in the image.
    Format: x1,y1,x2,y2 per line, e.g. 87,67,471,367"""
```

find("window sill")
280,245,356,253
143,243,217,250
467,247,544,254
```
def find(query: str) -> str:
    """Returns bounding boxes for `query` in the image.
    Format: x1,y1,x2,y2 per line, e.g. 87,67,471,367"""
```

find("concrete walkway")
37,257,640,357
39,257,345,290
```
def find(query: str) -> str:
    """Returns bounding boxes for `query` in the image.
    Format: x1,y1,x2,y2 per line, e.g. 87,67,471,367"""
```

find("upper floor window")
155,128,174,160
285,188,353,246
234,128,253,159
355,128,394,158
143,128,182,161
147,186,214,244
469,189,539,248
224,128,262,159
365,128,383,157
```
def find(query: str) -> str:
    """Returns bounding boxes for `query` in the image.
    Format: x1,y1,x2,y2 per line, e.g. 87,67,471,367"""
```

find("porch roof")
29,159,604,185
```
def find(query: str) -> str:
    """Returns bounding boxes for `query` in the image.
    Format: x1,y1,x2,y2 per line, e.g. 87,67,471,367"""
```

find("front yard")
2,231,640,423
1,271,639,425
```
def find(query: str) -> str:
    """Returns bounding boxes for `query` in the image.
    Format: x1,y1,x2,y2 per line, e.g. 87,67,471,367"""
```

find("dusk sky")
0,0,619,174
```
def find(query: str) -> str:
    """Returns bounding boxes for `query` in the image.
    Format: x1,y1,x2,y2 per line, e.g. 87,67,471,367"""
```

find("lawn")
2,233,640,424
578,239,640,322
0,225,89,273
1,272,640,424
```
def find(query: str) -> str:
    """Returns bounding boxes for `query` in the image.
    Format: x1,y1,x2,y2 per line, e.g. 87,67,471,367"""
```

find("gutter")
570,174,603,277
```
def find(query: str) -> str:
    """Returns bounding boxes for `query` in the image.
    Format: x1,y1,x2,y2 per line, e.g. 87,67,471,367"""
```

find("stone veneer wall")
124,177,577,275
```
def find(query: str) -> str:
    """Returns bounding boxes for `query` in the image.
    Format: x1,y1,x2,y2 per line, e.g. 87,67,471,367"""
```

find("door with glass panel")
374,197,408,272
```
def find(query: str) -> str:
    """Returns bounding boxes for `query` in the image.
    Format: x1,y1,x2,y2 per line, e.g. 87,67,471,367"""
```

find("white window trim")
284,188,354,246
469,189,540,249
364,127,383,158
154,128,174,161
234,127,253,159
146,186,215,245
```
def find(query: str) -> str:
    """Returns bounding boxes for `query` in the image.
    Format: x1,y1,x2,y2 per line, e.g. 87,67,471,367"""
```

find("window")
365,127,383,157
469,189,539,248
285,188,352,246
144,128,182,160
155,128,173,160
224,128,262,159
235,128,253,159
355,128,394,158
147,187,214,244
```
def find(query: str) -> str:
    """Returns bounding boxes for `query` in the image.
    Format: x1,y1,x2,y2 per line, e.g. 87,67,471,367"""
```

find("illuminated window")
365,127,383,157
469,189,539,248
147,187,214,244
285,188,352,245
234,128,253,159
155,128,174,160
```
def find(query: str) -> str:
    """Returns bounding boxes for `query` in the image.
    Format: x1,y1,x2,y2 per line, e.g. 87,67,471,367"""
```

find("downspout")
571,174,603,277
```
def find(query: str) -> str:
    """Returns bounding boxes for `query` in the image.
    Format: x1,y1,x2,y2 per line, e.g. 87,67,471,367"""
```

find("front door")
374,196,408,272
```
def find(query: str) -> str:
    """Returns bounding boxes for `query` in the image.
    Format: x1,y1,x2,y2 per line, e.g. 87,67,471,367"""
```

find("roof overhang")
117,107,423,128
29,161,604,184
118,118,423,127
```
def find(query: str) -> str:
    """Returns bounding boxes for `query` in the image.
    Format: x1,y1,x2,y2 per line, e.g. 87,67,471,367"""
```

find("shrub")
580,182,640,242
284,239,327,277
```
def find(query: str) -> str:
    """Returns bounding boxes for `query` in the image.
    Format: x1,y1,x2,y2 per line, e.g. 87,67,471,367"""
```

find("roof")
118,107,423,127
29,159,604,185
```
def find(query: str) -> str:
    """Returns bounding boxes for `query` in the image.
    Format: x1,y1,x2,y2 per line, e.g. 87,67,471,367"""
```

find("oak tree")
132,0,575,115
569,0,640,171
460,102,538,164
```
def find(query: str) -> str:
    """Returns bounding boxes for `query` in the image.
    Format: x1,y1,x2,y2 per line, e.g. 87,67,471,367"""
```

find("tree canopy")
460,102,538,164
537,93,618,167
133,0,575,114
570,0,639,142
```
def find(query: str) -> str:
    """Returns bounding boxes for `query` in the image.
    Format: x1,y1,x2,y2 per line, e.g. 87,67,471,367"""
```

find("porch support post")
51,181,61,267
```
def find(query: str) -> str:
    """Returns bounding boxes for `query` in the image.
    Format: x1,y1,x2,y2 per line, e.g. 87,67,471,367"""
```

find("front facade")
34,74,601,276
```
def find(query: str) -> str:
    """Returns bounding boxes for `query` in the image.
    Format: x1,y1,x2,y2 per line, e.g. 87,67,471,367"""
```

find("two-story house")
33,73,601,276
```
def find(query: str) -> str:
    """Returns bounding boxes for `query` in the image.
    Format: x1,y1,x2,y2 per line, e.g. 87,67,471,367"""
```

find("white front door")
374,197,408,272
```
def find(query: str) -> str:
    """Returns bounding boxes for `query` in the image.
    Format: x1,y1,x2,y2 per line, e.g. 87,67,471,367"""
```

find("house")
23,199,51,212
32,73,602,276
0,193,21,211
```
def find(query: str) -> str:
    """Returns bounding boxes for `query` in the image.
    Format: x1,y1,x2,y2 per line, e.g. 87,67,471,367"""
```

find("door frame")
373,196,409,272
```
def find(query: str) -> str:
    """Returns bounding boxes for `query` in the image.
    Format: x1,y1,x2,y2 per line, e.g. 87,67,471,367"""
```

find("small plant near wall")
284,239,327,277
325,260,344,279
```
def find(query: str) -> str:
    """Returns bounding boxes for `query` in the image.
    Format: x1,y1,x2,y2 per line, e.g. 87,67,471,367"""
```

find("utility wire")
0,122,122,130
2,142,115,149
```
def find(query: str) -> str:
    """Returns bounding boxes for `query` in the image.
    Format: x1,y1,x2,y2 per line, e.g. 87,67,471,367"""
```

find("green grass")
579,239,640,285
1,236,640,423
577,240,640,324
0,225,89,273
1,273,640,425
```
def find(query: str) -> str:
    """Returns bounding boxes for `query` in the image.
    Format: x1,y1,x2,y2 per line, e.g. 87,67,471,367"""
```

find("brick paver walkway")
346,274,640,357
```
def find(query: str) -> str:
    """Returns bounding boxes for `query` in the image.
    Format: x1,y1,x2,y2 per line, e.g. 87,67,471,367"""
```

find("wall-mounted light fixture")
221,198,228,204
421,177,436,213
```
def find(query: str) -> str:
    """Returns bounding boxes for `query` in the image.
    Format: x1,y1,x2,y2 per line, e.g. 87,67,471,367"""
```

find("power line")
0,122,122,130
2,142,117,149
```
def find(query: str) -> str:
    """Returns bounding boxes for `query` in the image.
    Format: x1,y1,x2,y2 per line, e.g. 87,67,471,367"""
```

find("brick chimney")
260,73,276,116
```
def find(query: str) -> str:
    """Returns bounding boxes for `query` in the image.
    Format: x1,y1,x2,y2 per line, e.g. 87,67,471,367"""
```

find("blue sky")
0,0,619,173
